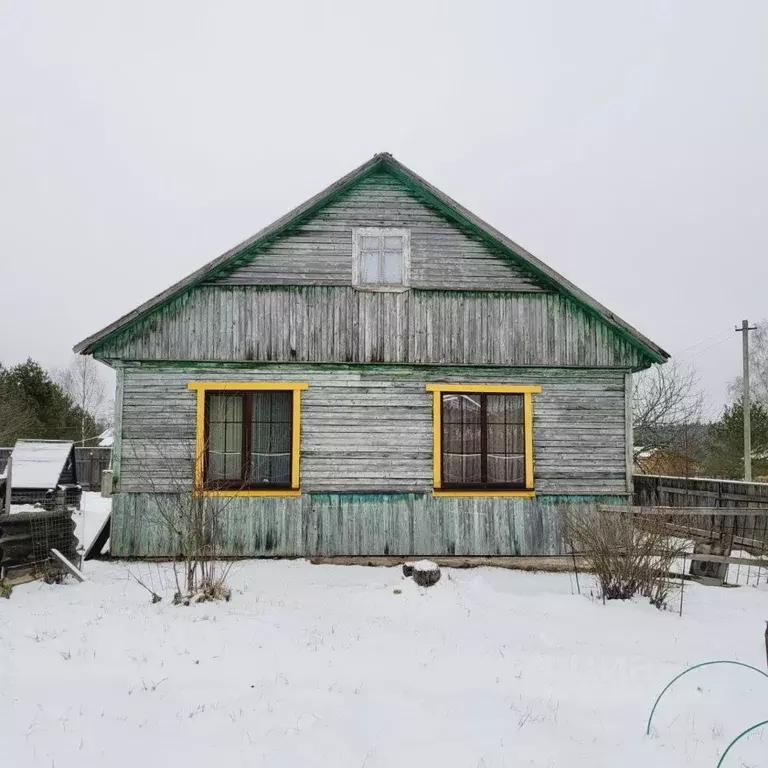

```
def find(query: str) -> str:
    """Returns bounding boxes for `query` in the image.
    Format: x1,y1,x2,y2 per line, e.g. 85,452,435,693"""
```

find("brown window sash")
440,392,527,491
203,391,293,491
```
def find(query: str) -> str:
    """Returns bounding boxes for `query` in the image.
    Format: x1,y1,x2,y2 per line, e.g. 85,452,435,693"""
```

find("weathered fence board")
75,447,112,491
599,505,768,516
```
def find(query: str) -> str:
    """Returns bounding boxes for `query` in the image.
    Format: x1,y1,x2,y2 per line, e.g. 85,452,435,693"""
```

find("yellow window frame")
187,381,309,497
425,383,542,498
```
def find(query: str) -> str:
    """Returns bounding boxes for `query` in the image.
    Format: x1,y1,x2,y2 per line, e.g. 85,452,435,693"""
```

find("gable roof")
74,152,669,364
10,440,76,490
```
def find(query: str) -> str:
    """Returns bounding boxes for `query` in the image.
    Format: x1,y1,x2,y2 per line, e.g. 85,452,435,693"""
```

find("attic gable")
74,152,668,365
205,170,550,293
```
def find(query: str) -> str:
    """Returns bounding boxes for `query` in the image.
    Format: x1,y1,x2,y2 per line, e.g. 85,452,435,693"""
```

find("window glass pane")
487,394,523,424
207,393,243,482
487,395,525,486
442,393,482,485
383,236,402,251
361,235,380,250
250,391,292,486
360,251,380,283
208,422,227,478
442,392,526,488
487,454,525,485
381,251,403,283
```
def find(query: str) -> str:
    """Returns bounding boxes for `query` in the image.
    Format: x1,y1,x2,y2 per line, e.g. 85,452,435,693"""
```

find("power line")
686,333,734,361
677,327,733,357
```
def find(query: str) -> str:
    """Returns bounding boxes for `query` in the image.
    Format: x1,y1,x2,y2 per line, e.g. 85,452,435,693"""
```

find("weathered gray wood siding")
96,287,647,369
206,172,547,291
119,364,628,495
111,492,629,558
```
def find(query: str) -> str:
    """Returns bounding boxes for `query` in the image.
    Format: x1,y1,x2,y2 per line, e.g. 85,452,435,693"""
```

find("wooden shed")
9,440,81,508
74,152,668,558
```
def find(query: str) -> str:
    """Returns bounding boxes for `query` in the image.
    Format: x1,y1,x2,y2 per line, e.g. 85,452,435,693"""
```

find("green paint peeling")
110,491,624,558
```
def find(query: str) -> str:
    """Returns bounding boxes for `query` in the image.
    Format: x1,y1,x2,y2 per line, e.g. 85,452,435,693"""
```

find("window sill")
199,489,302,498
432,490,536,498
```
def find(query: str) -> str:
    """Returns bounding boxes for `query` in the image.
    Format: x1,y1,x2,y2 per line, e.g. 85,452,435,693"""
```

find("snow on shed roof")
10,440,75,490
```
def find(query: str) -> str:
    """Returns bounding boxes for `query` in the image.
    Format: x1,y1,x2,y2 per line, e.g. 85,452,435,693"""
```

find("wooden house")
74,153,668,558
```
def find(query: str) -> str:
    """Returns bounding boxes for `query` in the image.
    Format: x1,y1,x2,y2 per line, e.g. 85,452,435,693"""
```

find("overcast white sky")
1,1,766,416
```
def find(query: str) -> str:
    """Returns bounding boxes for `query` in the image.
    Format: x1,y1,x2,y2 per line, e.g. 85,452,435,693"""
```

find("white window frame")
352,227,411,291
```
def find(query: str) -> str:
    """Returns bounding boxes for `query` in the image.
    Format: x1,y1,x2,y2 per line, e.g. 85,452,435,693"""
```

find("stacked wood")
0,508,78,576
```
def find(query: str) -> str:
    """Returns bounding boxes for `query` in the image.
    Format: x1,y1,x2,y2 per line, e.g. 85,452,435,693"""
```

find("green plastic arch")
646,660,768,736
716,719,768,768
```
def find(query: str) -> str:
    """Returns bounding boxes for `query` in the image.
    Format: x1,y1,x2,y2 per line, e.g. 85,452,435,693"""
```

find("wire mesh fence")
0,488,80,582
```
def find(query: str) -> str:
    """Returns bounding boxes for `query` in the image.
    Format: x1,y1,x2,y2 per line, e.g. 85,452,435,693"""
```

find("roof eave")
381,156,669,365
73,153,389,354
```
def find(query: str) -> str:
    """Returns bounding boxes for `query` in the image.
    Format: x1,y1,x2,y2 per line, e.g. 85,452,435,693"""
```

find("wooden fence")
629,474,768,578
75,448,112,491
633,474,768,544
634,474,768,507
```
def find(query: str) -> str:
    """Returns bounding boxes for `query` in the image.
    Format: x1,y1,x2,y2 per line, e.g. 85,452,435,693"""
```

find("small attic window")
352,227,410,290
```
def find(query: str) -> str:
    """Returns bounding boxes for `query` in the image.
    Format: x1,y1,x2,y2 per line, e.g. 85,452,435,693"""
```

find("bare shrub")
126,440,238,605
565,509,690,608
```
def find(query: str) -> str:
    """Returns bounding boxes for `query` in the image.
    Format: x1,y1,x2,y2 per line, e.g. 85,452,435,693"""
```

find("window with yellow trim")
426,384,541,496
205,390,293,490
187,382,307,496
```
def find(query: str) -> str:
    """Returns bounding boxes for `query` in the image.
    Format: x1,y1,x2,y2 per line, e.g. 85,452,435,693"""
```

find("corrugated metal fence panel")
96,287,647,370
118,365,627,496
206,172,548,293
110,491,626,558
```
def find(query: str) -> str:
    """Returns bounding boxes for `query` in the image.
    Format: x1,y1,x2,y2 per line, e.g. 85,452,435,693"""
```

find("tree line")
0,357,111,447
634,320,768,480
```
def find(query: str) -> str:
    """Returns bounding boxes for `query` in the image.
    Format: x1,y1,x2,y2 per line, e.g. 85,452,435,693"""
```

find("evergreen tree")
703,400,768,479
0,359,101,444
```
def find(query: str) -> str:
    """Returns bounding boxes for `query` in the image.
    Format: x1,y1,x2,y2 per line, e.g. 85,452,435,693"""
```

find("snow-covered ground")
1,499,767,767
72,491,112,557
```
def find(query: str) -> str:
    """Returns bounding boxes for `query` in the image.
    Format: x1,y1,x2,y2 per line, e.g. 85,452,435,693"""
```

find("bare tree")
633,361,706,474
58,356,108,443
729,319,768,408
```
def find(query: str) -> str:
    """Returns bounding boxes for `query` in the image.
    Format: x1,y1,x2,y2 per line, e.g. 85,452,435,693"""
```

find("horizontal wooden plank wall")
110,492,628,558
206,172,547,292
97,287,647,369
118,364,628,496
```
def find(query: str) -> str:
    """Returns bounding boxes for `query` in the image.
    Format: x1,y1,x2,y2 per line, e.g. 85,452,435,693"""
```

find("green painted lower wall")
110,492,628,558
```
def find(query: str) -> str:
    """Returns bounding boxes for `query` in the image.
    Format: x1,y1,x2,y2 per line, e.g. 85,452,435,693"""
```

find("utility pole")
736,319,757,481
